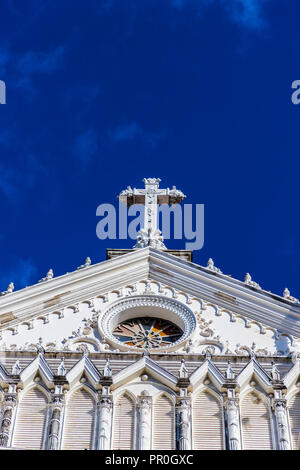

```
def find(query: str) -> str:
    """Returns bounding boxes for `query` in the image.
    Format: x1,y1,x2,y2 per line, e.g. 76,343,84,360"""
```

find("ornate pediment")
0,248,299,360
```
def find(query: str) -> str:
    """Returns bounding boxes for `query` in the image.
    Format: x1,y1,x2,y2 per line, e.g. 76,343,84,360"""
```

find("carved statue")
57,358,66,376
48,397,63,450
0,395,16,447
103,359,112,377
138,397,151,450
226,399,241,450
98,397,112,450
176,399,191,450
226,361,235,380
273,400,291,450
271,362,281,381
179,359,188,378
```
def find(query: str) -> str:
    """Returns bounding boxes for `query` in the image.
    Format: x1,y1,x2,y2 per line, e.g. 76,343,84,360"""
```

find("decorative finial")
205,348,212,360
244,273,261,290
179,359,188,378
206,258,222,274
0,282,15,296
283,288,299,303
249,342,256,358
39,269,54,283
12,360,21,375
77,257,91,270
103,358,112,377
57,358,66,376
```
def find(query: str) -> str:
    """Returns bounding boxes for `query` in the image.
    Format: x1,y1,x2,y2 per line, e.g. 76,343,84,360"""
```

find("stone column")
0,393,17,447
273,399,291,450
224,398,242,450
176,398,191,450
98,397,113,450
47,395,64,450
138,395,152,450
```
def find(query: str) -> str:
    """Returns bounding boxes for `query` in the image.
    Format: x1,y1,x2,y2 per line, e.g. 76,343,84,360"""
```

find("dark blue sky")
0,0,299,299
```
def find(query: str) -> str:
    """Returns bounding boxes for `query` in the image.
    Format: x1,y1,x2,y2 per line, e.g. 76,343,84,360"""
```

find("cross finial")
118,178,186,250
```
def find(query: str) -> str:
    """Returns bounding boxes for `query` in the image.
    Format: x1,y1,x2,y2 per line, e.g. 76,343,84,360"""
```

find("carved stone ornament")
38,269,54,283
77,257,91,270
244,273,262,290
206,258,222,274
0,282,14,296
283,288,299,303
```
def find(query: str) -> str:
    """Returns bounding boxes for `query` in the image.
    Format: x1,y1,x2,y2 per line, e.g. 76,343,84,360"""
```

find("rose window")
113,317,182,349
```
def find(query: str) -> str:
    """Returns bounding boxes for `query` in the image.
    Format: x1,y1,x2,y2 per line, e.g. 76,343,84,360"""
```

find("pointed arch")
241,391,273,450
112,392,135,450
12,386,49,449
62,387,96,450
288,392,300,450
192,389,225,450
153,393,175,450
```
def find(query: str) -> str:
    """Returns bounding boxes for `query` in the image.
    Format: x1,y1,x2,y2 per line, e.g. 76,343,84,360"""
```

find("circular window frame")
98,295,197,352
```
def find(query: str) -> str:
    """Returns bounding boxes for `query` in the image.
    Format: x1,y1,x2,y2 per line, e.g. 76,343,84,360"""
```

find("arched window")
153,394,175,450
192,390,224,449
62,388,96,450
12,387,48,449
288,393,300,450
241,391,273,449
112,394,135,450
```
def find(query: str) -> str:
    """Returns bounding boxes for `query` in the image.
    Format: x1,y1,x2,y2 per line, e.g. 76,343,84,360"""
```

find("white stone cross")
118,178,186,249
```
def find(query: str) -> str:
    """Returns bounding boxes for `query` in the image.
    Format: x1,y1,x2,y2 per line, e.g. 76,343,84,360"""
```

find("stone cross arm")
118,178,186,207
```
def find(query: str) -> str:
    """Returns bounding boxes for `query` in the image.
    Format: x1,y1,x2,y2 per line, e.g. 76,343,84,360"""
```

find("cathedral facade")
0,179,299,451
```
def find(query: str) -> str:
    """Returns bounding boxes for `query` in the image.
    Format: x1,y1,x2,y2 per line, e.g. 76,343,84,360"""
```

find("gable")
0,248,299,359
